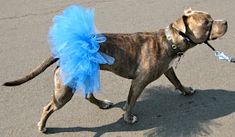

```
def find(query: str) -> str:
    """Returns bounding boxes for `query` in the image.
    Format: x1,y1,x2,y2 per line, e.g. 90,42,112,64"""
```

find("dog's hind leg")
164,67,195,95
37,68,74,133
37,100,56,133
85,93,113,109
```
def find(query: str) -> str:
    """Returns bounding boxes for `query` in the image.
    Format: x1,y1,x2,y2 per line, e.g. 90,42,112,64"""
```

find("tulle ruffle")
48,5,114,95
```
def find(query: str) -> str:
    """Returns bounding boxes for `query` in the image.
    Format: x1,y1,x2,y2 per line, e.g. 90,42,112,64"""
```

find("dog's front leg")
164,67,195,95
123,75,151,124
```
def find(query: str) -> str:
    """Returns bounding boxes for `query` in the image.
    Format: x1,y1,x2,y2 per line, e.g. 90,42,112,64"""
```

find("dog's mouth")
203,20,228,52
208,20,228,41
218,37,224,40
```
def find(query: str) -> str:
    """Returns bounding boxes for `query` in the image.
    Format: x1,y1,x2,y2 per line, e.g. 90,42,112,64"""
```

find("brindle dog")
3,8,228,132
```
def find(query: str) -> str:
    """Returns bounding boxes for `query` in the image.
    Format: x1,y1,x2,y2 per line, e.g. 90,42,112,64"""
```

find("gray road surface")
1,0,235,137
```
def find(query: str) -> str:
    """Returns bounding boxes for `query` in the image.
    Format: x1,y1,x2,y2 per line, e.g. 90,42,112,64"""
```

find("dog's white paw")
176,87,195,96
99,99,113,109
39,127,47,133
123,113,138,124
37,121,42,127
37,121,47,133
182,87,195,96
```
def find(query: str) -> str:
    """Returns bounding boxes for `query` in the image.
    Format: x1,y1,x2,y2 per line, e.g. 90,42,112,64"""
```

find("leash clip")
215,51,232,62
205,41,235,63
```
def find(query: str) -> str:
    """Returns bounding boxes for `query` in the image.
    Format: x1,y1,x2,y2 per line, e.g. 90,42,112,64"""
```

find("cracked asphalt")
1,0,235,137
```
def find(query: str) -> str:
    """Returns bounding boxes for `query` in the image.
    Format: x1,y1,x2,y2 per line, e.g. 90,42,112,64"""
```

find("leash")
204,41,235,63
179,29,235,63
203,19,235,63
176,16,235,64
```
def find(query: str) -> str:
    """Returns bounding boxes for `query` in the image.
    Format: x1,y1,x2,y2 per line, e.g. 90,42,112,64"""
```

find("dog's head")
172,8,227,50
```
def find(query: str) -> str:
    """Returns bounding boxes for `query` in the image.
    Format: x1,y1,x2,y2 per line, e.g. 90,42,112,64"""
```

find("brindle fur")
3,8,227,132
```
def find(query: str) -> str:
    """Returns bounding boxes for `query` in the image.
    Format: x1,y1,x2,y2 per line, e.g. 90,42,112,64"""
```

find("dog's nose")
224,20,228,32
224,20,228,25
223,20,228,26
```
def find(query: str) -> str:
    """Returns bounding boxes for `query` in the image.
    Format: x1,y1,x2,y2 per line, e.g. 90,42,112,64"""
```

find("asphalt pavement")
1,0,235,137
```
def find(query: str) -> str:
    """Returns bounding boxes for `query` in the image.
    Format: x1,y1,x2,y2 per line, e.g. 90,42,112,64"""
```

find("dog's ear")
182,15,188,24
184,7,193,16
182,15,190,33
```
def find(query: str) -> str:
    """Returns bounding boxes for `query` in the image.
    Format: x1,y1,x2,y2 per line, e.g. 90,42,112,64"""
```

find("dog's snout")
215,20,228,25
218,20,228,27
224,20,228,33
221,20,228,32
223,20,228,26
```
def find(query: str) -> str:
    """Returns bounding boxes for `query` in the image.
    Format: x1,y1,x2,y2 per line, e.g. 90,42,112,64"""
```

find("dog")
3,8,227,133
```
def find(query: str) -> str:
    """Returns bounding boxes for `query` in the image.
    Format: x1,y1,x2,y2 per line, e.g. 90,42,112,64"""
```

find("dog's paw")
38,127,47,133
99,100,113,109
180,87,195,96
123,113,138,124
37,122,47,133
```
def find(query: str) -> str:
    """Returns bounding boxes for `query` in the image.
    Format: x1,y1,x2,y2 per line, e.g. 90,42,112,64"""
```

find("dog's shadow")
46,86,235,137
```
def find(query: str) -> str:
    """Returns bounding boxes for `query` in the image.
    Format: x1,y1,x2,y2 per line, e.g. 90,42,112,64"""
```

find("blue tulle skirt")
48,5,114,95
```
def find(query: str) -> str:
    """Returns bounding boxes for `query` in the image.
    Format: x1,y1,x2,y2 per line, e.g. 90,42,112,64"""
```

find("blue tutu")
48,5,114,95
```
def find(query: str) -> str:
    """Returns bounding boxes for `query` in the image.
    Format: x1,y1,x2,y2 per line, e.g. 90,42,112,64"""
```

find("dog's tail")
3,56,58,86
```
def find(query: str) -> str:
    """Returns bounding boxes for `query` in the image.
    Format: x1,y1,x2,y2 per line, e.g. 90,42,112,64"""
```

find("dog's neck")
164,23,196,58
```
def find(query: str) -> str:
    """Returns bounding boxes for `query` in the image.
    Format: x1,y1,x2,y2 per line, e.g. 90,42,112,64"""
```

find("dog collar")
165,25,184,57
